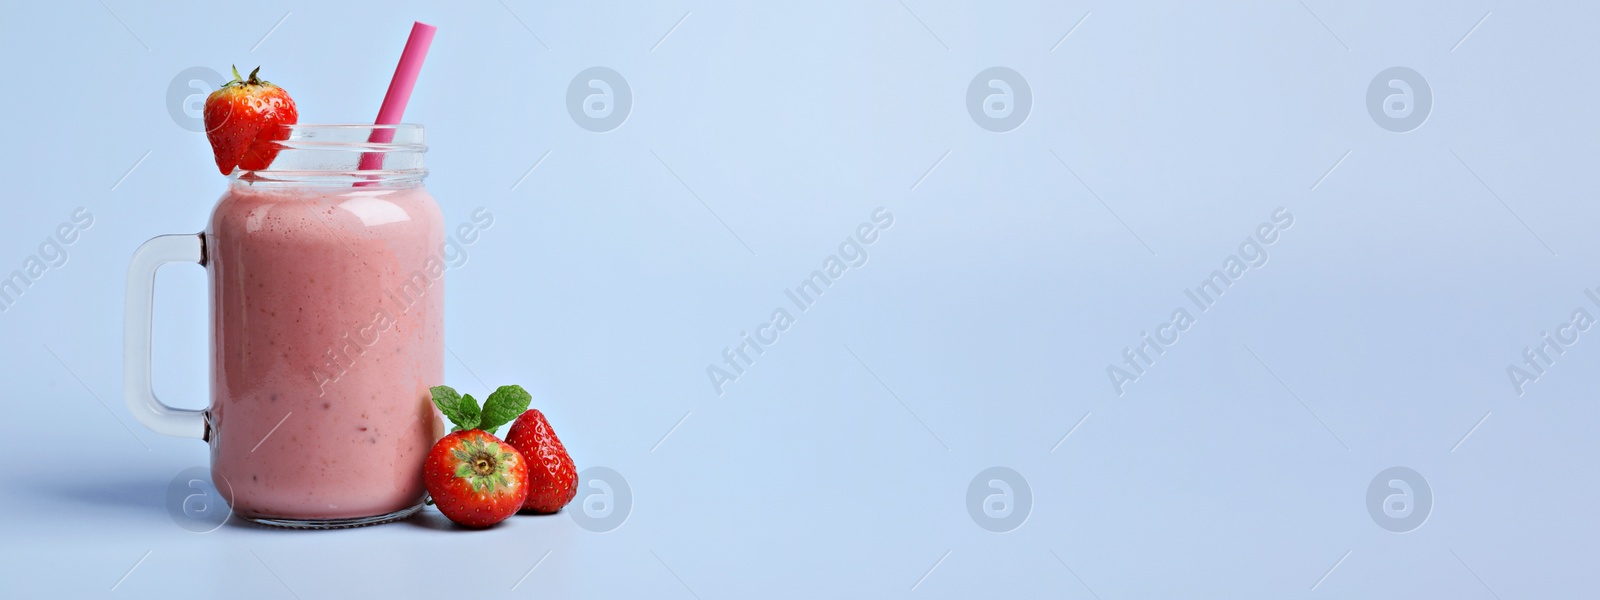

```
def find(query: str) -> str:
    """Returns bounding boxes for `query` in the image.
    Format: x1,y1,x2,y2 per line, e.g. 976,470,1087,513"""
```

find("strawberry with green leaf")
422,385,534,528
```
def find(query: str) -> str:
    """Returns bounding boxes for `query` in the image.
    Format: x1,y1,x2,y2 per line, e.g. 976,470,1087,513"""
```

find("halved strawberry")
203,66,297,175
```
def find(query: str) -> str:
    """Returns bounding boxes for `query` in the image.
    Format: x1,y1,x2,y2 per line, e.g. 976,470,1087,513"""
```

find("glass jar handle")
123,233,208,440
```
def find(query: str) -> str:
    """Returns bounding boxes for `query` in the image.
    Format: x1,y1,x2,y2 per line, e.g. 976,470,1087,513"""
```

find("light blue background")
3,0,1598,597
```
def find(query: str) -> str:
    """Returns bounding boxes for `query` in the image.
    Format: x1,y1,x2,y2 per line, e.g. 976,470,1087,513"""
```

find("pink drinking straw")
358,21,436,177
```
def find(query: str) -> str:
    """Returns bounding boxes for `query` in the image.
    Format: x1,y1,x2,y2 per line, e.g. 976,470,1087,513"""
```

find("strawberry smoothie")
206,179,445,523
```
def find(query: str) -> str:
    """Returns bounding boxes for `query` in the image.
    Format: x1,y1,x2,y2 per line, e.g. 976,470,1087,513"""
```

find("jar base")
243,502,425,529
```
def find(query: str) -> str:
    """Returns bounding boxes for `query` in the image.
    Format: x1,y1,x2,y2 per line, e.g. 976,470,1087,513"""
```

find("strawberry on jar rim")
203,66,298,175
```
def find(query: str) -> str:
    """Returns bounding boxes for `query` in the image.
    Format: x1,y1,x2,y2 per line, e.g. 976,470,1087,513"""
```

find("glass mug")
123,124,445,528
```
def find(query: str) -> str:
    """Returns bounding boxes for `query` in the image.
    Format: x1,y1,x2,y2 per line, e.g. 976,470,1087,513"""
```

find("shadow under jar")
125,124,447,528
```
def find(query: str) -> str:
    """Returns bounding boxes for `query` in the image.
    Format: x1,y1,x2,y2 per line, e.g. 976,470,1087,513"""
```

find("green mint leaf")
429,385,463,421
459,394,482,430
430,385,481,430
478,385,532,434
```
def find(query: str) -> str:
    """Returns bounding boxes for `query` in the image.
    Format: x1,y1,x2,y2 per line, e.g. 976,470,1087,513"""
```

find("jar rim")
228,123,428,185
278,123,424,131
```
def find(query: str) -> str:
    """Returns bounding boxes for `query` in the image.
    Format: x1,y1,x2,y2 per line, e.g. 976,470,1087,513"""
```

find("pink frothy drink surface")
207,182,445,520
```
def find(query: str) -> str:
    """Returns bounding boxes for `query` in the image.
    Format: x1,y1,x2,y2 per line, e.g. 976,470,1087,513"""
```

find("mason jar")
124,124,446,528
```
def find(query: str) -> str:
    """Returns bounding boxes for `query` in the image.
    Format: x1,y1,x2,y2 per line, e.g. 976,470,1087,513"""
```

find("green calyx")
430,384,532,434
451,435,519,494
223,65,270,88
